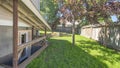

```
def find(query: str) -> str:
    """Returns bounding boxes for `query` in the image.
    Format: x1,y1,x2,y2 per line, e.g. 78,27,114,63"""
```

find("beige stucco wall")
0,26,13,59
0,6,30,27
0,6,32,63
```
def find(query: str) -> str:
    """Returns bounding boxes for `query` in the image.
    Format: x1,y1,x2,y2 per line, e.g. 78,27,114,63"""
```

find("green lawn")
27,35,120,68
39,31,52,36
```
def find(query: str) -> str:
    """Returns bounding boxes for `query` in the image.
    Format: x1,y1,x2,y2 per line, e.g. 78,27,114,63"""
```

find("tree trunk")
72,20,75,46
104,24,107,47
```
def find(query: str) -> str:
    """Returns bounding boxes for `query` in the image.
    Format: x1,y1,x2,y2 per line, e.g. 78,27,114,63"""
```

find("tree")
40,0,59,24
40,0,120,46
57,0,120,46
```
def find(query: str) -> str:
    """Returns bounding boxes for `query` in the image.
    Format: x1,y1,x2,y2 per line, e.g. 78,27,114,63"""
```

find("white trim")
18,30,32,61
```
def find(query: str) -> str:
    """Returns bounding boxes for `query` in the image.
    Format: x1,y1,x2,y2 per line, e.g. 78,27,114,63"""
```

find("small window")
21,34,26,44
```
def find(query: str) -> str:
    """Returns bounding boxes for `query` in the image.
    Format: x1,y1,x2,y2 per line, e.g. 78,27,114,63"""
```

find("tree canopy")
40,0,59,23
40,0,120,29
58,0,120,26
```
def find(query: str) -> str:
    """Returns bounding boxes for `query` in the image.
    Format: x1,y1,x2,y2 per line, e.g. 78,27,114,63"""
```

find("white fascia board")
21,0,51,30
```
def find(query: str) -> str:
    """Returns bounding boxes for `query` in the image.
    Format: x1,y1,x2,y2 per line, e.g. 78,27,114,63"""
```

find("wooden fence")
81,24,120,51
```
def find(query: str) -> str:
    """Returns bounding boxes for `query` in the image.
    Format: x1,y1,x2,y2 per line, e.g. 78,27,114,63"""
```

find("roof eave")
21,0,51,30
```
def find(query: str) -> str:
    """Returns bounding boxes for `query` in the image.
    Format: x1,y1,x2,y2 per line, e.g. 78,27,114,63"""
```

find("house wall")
81,25,120,51
0,26,13,63
0,6,32,63
0,26,31,63
0,6,30,27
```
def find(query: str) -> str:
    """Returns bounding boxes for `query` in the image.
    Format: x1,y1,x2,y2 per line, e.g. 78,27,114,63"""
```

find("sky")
110,15,119,22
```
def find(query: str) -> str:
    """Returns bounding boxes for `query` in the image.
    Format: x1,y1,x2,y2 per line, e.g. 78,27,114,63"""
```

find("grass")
39,31,52,36
27,35,120,68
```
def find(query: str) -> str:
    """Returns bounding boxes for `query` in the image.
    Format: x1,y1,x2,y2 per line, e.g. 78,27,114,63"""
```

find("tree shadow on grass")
76,40,120,65
27,39,108,68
